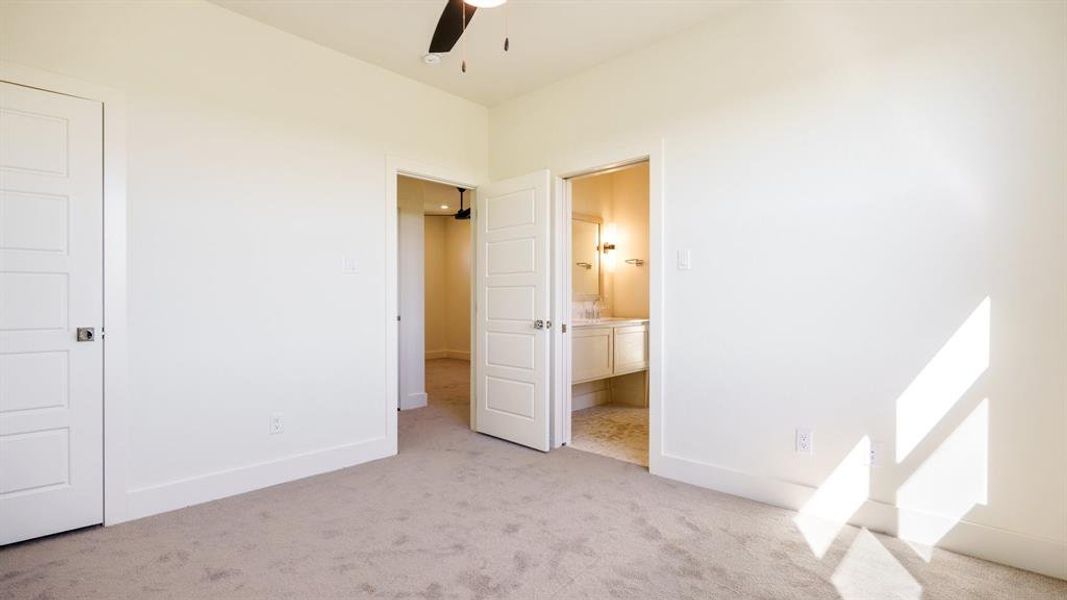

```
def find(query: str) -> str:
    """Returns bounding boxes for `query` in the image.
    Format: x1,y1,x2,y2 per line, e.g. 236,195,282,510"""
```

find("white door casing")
0,81,104,544
474,170,552,451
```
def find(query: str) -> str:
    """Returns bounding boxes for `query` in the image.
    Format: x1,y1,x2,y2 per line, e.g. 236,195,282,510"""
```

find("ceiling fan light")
466,0,506,7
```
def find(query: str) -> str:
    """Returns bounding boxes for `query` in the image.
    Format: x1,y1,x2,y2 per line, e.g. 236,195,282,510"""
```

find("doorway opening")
397,174,475,439
565,161,650,467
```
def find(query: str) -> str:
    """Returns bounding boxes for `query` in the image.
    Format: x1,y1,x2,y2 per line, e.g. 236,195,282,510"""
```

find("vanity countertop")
571,317,649,329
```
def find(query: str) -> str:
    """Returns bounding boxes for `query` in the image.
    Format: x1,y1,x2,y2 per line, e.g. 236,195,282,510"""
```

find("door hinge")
561,323,567,333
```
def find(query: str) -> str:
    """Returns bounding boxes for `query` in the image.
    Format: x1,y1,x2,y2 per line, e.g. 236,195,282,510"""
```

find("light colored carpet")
570,405,649,467
1,358,1064,599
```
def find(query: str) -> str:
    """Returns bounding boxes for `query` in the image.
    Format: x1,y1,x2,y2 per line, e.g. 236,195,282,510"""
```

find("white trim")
551,140,665,465
385,156,479,442
125,437,392,522
656,452,1067,580
468,195,478,430
0,61,131,526
551,176,568,447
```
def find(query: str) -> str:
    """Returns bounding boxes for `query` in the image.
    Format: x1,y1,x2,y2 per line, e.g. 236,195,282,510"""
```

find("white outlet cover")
795,428,814,454
867,441,885,467
270,412,284,434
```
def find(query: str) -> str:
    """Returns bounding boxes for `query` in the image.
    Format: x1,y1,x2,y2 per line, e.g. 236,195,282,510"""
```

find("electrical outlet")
269,412,284,435
867,441,885,467
795,428,814,454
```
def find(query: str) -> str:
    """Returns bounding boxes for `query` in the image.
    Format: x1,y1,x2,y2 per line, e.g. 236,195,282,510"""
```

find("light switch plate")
342,256,359,274
677,249,692,270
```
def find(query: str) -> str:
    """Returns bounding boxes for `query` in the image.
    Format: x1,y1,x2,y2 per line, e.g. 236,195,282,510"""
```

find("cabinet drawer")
613,324,648,374
572,327,614,384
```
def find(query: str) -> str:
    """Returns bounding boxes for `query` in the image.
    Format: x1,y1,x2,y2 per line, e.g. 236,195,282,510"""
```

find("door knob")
76,327,95,342
534,320,544,330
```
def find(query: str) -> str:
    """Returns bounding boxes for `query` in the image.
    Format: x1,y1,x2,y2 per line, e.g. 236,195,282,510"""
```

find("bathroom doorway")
564,161,651,467
396,174,475,435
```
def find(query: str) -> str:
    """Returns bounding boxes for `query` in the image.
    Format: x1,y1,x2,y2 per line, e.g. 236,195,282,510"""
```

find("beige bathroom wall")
570,163,650,319
610,163,650,318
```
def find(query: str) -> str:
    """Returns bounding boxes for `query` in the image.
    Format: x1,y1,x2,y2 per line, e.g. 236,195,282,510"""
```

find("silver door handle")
76,327,96,342
534,320,544,329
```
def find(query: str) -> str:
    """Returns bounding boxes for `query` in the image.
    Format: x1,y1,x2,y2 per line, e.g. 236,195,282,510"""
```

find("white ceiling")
212,0,733,106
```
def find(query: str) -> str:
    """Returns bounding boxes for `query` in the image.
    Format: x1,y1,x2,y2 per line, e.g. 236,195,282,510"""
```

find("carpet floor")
1,358,1063,599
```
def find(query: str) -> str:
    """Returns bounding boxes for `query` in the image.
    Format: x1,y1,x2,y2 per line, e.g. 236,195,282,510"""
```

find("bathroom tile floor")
570,404,649,467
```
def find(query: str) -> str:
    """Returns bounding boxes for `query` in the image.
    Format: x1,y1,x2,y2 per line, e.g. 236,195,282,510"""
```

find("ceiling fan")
454,187,470,220
428,0,509,72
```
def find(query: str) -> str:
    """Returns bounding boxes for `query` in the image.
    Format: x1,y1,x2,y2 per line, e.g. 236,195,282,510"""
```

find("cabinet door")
613,324,649,375
572,327,614,384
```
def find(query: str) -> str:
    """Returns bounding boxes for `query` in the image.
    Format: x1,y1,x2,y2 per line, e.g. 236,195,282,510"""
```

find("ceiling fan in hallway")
427,0,509,73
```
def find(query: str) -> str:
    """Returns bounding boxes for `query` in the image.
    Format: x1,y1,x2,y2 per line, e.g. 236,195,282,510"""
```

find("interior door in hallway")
0,81,104,544
474,170,552,451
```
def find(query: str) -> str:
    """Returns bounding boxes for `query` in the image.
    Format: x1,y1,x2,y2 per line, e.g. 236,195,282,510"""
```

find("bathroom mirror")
572,215,602,299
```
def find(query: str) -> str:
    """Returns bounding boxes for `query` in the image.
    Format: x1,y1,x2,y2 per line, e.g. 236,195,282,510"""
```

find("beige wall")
423,216,448,356
571,163,649,318
493,1,1066,578
425,216,471,359
608,163,649,318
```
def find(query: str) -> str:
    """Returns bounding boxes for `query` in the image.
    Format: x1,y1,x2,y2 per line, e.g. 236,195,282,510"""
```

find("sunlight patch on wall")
896,298,990,462
831,528,922,600
794,437,871,558
897,398,989,559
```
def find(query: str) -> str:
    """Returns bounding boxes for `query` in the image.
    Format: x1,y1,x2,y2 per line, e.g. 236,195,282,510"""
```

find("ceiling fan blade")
429,0,476,53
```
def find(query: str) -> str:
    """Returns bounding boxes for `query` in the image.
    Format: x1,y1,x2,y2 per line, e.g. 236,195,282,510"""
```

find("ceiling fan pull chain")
504,2,510,51
461,1,468,73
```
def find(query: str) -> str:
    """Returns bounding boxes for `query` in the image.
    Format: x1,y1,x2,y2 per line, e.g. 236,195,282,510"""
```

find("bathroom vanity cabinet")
571,319,649,384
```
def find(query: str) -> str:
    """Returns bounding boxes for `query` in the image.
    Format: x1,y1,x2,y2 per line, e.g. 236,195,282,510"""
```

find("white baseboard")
425,349,470,361
572,389,612,411
400,391,428,410
123,436,393,523
653,452,1067,580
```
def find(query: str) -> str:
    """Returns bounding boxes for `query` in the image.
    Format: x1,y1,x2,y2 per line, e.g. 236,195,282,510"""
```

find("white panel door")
475,170,551,451
0,81,103,544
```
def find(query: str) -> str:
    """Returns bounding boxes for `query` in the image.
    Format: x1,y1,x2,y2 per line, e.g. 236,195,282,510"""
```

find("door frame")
385,156,479,450
0,61,130,525
550,141,665,472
